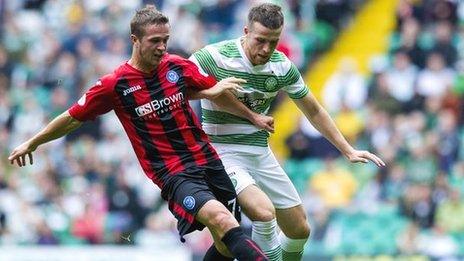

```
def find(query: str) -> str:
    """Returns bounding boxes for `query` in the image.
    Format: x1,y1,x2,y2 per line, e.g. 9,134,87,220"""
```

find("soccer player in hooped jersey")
190,3,385,261
8,6,270,261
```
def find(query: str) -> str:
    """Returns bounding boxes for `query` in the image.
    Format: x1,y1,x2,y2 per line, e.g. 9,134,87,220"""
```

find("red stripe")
245,239,267,260
113,108,163,187
125,75,185,178
164,62,219,165
170,201,194,224
113,75,165,186
159,67,209,167
189,110,220,161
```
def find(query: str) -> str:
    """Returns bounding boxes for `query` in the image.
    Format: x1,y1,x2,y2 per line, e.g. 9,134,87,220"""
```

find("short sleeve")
181,56,217,90
281,63,310,99
68,75,115,121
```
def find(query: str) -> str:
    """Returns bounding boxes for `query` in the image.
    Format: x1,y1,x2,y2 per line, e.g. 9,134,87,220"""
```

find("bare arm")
8,110,82,167
185,88,207,100
294,93,385,167
186,77,245,100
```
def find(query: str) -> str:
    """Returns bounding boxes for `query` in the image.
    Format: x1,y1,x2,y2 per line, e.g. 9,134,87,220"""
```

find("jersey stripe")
202,109,252,125
269,52,286,62
215,40,285,61
208,130,269,147
115,77,167,186
202,123,260,135
170,201,194,224
167,62,220,165
194,49,300,92
217,41,242,58
193,39,308,147
288,86,309,99
143,72,195,173
137,73,192,176
160,63,207,165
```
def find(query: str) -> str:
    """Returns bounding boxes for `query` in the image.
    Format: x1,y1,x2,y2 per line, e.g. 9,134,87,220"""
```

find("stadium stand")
2,0,464,260
281,0,464,258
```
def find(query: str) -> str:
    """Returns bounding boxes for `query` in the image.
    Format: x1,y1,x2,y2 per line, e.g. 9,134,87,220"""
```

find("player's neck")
128,57,158,74
240,38,256,66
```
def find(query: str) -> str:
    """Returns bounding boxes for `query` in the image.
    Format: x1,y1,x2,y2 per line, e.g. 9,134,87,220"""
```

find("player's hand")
251,113,274,133
207,77,246,98
8,141,35,167
345,149,385,167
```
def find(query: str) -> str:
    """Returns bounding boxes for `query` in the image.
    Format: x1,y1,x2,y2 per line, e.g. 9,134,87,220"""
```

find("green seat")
312,21,336,51
284,158,323,193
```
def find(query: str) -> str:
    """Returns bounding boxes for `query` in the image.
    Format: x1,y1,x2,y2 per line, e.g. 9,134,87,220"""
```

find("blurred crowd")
285,0,464,257
0,0,360,254
3,0,461,258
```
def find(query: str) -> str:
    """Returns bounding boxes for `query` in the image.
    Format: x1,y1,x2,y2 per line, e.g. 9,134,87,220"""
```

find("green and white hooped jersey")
190,38,309,148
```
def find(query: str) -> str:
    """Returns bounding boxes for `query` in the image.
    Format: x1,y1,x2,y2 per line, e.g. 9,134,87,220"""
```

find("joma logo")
123,85,142,96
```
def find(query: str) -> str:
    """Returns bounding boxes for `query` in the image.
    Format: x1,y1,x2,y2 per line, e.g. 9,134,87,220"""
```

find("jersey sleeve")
281,61,310,99
180,56,217,90
68,75,115,121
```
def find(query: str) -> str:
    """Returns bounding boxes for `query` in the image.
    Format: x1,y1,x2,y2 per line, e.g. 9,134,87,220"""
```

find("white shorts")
213,144,302,209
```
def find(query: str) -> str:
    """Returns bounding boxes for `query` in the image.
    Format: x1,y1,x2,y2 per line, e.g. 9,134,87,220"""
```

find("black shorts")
161,164,240,241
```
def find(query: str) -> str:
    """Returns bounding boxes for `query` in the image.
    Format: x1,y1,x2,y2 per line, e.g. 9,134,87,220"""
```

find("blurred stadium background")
1,0,464,260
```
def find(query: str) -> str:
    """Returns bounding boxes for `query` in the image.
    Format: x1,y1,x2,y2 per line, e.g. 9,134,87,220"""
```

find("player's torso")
195,40,294,148
113,62,192,131
198,39,291,114
108,61,216,185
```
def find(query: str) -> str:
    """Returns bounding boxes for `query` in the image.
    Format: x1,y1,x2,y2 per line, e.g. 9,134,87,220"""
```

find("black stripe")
115,78,167,184
144,67,195,171
168,62,219,165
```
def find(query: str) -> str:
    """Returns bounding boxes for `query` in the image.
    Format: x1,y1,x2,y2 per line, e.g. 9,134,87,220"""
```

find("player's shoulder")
270,49,289,63
164,53,191,65
269,50,294,75
213,39,241,58
93,63,131,90
96,72,119,90
196,39,238,57
165,53,186,61
205,39,236,50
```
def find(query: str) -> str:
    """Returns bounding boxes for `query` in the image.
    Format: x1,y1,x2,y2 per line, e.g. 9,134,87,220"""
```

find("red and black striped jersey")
69,53,221,189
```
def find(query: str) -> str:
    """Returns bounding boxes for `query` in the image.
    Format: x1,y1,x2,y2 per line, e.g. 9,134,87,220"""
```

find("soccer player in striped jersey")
8,6,270,261
190,3,385,261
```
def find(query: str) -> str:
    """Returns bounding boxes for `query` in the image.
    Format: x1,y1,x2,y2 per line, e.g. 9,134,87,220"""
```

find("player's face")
134,23,170,67
244,22,282,65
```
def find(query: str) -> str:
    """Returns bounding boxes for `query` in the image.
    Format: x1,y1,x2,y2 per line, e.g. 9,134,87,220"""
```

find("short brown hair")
130,5,169,38
248,3,284,30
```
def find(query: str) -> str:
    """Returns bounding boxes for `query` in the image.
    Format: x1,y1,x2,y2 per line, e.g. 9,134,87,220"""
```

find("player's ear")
244,26,249,35
130,34,139,45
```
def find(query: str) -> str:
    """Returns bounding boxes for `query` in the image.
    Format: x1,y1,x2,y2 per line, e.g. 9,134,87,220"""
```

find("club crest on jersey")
183,196,195,210
166,70,179,83
264,76,278,91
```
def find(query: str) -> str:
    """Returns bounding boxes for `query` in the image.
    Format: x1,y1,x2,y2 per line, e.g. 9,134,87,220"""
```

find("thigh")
238,184,275,222
164,175,217,239
253,149,302,209
196,199,239,242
